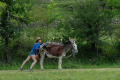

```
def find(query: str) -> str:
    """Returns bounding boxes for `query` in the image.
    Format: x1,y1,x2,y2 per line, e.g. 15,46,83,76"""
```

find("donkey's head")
69,37,78,55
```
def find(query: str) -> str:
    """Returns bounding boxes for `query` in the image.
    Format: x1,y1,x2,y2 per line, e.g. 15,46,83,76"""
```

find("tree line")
0,0,120,63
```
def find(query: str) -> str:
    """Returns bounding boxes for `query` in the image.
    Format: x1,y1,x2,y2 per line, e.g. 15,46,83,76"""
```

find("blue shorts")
29,50,36,55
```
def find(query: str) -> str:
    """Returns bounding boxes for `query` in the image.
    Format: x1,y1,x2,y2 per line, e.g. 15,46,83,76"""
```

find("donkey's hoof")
59,68,63,70
41,69,44,71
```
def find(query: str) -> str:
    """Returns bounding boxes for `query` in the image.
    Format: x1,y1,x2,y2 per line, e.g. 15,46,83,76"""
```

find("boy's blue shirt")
32,43,40,51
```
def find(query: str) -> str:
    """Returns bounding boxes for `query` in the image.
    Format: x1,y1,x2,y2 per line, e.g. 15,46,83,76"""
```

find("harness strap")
57,43,60,56
50,43,53,54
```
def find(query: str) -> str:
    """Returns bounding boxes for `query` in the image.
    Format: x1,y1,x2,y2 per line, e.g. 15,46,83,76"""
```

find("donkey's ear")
69,37,71,40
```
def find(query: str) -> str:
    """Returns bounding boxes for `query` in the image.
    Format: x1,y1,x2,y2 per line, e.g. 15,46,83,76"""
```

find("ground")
0,68,120,80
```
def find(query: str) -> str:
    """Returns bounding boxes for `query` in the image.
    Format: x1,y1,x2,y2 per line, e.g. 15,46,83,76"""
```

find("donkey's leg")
58,56,62,70
40,52,45,71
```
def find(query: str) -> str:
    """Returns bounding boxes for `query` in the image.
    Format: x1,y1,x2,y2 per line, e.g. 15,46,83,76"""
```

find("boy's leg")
20,55,31,68
30,55,37,69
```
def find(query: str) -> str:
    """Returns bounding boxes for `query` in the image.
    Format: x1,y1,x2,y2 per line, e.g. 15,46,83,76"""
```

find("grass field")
0,68,120,80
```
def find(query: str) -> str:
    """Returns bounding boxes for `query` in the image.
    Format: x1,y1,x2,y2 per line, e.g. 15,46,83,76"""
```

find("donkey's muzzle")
74,50,78,54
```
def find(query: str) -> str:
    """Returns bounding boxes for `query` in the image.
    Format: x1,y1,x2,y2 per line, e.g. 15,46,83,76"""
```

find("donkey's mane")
63,41,71,45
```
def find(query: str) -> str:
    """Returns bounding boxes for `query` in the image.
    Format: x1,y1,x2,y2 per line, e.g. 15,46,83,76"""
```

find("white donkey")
39,38,78,70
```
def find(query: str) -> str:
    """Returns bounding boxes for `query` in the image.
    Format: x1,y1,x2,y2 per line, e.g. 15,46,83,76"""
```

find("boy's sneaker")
29,69,33,72
19,68,23,71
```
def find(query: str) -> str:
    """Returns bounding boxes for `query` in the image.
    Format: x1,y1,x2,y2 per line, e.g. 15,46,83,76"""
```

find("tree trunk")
91,43,96,51
4,37,9,63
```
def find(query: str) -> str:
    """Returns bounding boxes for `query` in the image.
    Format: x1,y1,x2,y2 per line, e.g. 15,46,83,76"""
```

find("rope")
39,47,50,54
63,53,73,58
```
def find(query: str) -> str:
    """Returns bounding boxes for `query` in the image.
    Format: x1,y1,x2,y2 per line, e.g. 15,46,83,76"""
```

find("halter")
71,43,77,51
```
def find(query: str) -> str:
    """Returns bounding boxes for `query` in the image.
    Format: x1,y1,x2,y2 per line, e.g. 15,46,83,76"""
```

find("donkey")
39,37,78,70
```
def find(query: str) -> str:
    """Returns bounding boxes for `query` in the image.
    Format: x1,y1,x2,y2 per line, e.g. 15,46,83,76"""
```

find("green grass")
1,58,120,70
1,58,120,80
0,68,120,80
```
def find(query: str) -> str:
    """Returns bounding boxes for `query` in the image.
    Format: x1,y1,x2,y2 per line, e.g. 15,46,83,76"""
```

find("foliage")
106,0,120,9
0,1,32,38
66,0,115,58
0,0,32,62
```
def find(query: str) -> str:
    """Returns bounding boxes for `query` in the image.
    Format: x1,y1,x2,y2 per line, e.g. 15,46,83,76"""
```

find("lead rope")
63,53,73,58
